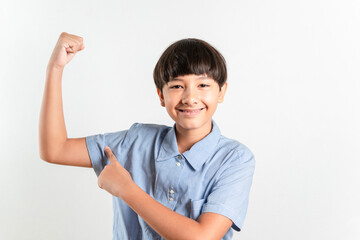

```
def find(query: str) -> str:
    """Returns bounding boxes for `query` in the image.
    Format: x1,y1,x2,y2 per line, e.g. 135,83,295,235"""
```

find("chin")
175,119,210,131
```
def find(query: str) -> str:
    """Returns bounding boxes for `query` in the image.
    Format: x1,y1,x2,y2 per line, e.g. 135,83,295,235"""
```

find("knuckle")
60,32,68,38
75,39,82,45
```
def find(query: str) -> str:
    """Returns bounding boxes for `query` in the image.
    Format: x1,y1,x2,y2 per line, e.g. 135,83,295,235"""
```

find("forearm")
120,182,203,240
38,66,68,161
100,148,231,240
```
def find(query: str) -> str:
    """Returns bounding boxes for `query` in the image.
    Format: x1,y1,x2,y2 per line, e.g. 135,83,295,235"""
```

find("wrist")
118,179,139,200
46,63,65,73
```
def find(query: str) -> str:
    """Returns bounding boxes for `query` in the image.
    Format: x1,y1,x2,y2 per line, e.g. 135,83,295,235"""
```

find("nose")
181,87,198,105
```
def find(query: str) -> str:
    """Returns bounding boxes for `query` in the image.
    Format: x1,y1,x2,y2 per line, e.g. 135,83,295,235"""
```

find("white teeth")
179,108,203,113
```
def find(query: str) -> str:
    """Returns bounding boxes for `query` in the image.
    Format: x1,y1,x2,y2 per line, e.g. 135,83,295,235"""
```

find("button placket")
166,155,183,203
154,155,184,209
168,188,175,202
176,154,183,166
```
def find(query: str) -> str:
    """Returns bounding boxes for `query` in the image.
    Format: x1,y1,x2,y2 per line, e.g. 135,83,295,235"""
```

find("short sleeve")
202,149,255,231
85,129,129,177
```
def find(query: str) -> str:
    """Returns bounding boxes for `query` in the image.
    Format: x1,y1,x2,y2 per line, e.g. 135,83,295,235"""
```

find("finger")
64,41,83,53
65,47,75,53
60,33,84,53
71,39,84,52
104,146,117,164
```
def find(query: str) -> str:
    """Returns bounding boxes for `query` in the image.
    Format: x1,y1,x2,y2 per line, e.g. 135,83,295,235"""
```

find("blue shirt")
86,119,255,240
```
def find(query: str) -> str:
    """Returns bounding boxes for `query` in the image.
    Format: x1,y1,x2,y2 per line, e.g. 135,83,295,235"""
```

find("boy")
39,32,255,240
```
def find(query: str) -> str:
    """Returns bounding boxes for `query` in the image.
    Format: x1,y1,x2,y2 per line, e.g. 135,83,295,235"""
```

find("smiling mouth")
177,107,205,113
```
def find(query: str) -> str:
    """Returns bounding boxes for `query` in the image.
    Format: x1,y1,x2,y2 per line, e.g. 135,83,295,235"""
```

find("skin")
39,32,88,165
98,76,232,239
41,32,233,239
99,146,233,240
157,74,228,153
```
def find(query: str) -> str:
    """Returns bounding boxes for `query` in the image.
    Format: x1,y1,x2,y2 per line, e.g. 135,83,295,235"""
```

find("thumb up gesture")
48,32,85,70
98,146,135,198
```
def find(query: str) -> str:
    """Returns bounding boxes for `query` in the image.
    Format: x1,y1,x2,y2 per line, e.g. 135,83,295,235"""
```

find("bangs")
154,38,227,90
165,40,215,80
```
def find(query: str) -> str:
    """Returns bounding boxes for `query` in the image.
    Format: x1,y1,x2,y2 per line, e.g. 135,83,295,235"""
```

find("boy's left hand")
98,146,134,198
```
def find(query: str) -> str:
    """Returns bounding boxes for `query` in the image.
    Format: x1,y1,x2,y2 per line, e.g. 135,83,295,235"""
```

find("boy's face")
157,74,227,133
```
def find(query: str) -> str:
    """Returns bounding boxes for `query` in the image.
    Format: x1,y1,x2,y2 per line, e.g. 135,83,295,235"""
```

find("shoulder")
128,122,171,134
210,135,256,189
217,135,255,165
125,122,171,144
102,123,169,139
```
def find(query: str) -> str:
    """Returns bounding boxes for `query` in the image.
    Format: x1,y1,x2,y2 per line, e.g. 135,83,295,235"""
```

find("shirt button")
176,162,181,166
169,189,175,194
169,197,174,201
177,155,182,160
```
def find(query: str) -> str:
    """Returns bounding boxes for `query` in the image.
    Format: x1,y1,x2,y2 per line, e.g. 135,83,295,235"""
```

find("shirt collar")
156,119,221,171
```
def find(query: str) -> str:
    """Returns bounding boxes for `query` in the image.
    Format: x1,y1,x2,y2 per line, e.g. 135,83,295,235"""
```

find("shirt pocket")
190,198,206,220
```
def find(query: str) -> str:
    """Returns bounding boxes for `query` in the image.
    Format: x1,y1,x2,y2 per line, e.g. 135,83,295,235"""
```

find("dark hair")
153,38,227,91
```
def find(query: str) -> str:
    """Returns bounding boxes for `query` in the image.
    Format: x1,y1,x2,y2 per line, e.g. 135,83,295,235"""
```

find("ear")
157,88,165,107
217,82,228,103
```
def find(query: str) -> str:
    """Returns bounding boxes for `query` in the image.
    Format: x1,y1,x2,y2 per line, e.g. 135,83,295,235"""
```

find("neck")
175,121,213,154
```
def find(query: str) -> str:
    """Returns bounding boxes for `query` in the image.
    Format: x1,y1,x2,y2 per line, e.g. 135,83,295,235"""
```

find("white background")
1,0,359,239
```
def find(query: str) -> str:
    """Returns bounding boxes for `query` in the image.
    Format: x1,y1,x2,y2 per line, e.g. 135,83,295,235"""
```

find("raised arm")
39,32,91,167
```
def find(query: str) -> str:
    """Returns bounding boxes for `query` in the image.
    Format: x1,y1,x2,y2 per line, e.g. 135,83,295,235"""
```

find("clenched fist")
47,32,85,70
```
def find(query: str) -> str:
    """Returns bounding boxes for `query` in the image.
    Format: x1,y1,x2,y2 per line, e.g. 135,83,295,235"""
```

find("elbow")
39,140,51,163
38,146,56,163
191,235,218,240
186,228,221,240
193,234,222,240
193,235,221,240
39,151,52,163
38,139,66,163
192,224,225,240
191,236,205,240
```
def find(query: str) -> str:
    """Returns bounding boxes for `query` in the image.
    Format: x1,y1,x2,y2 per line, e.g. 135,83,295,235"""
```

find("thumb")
104,146,116,164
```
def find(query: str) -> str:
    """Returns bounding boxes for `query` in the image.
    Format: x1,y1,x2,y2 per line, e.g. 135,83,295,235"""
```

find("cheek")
163,95,177,113
164,96,175,107
164,92,180,105
202,93,219,107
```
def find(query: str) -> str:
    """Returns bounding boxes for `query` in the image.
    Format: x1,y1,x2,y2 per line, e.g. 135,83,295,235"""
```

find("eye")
170,85,183,89
199,84,210,88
